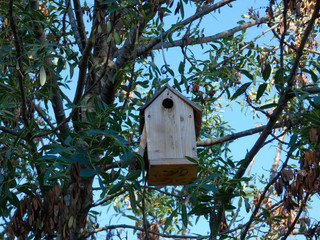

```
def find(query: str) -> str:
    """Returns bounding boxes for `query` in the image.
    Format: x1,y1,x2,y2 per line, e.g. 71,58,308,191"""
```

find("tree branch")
135,0,235,56
196,122,282,147
101,19,146,104
152,14,272,50
65,0,84,52
72,0,87,51
72,26,95,105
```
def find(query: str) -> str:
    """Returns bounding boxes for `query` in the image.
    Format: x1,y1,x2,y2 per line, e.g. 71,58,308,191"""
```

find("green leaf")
303,112,320,125
128,184,136,211
239,70,253,80
204,173,221,181
262,64,271,81
86,129,104,135
98,175,106,194
244,198,250,213
120,152,134,160
108,181,124,195
100,0,117,5
126,170,141,181
178,61,184,74
201,184,218,193
262,208,271,218
106,5,123,13
40,66,46,86
174,78,182,92
182,205,188,228
68,216,74,228
259,103,277,110
231,82,251,100
79,168,96,177
70,154,90,164
185,156,198,164
303,69,318,83
256,83,268,101
43,166,53,182
189,204,211,216
163,208,178,232
288,134,298,148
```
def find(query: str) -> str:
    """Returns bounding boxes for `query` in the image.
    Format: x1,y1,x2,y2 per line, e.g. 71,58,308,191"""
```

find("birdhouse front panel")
144,88,198,186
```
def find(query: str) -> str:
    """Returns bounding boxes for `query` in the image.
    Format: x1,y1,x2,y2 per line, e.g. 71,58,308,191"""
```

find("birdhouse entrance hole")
162,98,173,109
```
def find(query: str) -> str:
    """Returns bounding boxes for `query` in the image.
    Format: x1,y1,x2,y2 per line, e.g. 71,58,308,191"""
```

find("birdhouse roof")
140,84,202,137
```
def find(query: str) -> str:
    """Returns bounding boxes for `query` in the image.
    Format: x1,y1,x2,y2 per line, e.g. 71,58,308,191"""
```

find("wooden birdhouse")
139,84,202,186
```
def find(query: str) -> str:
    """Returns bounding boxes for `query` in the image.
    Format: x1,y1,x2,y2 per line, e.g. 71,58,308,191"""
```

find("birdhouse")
139,84,202,186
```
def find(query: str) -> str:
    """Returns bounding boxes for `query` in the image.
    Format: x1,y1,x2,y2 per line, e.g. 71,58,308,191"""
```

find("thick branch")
197,123,282,147
66,0,84,52
72,0,87,51
72,28,95,105
101,19,145,104
136,0,235,56
152,14,272,50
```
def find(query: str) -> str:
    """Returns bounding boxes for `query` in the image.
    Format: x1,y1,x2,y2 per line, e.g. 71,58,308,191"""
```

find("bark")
101,19,146,104
66,0,85,53
197,123,282,147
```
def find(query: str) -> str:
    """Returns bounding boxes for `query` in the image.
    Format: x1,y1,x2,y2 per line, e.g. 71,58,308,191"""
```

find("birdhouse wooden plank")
140,84,202,186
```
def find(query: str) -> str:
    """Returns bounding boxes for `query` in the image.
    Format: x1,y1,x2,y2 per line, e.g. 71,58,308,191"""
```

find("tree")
1,0,320,239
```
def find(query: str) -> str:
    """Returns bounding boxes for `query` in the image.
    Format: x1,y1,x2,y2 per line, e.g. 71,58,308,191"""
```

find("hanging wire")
160,27,170,75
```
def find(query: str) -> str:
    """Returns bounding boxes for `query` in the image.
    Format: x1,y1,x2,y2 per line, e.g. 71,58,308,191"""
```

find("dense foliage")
1,0,320,239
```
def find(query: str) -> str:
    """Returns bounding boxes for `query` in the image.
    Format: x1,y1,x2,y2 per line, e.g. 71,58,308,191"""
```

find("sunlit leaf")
40,66,46,86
